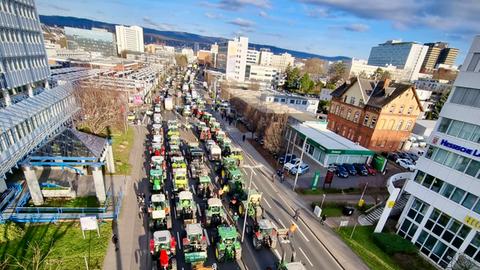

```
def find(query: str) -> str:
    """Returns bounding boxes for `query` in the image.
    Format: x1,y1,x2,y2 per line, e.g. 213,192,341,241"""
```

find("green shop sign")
296,132,374,156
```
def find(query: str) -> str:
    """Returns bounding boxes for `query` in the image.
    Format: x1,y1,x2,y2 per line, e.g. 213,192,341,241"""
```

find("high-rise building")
0,0,78,191
217,37,248,82
65,27,116,57
368,40,428,81
115,25,144,54
396,35,480,269
421,42,459,73
193,42,200,54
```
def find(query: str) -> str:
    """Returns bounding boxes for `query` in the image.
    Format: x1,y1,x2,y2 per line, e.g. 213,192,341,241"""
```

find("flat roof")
291,122,374,155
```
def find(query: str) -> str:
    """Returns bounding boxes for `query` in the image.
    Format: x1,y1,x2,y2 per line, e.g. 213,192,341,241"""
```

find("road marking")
197,206,202,217
299,247,314,266
191,185,196,194
274,249,281,260
176,232,181,249
242,167,257,176
204,229,211,246
263,198,272,209
291,220,310,242
277,219,286,228
252,181,258,189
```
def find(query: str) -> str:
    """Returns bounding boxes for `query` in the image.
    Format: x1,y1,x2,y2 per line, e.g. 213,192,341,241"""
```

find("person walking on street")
242,134,246,142
281,173,285,183
293,208,300,220
112,234,119,251
271,173,275,183
321,214,327,225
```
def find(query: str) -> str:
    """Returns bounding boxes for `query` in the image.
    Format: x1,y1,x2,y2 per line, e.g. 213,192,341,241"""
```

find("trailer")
165,97,173,111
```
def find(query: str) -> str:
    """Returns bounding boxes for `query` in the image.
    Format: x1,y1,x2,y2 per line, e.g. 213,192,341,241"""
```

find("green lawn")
27,196,100,208
311,202,345,217
111,127,134,175
0,221,112,269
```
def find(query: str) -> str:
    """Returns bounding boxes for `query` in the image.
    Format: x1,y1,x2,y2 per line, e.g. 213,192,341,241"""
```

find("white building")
320,88,334,101
246,64,280,87
368,40,429,81
246,49,260,65
415,79,453,96
219,37,248,82
396,35,480,269
271,52,295,71
181,48,195,63
260,92,319,114
346,58,411,81
115,25,144,54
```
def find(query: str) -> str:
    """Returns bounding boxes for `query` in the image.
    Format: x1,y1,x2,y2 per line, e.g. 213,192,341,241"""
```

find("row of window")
2,57,47,72
0,97,71,153
0,0,37,20
467,53,480,72
425,146,480,178
388,104,415,115
377,118,413,131
0,29,42,45
450,87,480,108
414,170,480,214
438,117,480,144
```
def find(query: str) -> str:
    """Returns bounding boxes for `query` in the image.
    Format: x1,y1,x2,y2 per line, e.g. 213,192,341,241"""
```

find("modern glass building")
397,35,480,268
65,27,116,57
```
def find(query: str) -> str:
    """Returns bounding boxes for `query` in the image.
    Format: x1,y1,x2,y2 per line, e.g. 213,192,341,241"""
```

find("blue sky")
37,0,480,64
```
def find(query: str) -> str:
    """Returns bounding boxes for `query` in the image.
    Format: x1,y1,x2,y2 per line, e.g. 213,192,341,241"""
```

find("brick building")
327,78,423,152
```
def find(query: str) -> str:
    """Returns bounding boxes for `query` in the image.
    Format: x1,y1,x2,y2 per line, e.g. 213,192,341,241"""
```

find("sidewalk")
103,126,149,270
214,110,369,270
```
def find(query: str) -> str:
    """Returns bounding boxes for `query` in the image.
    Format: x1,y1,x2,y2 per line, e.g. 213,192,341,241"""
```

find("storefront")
285,121,374,167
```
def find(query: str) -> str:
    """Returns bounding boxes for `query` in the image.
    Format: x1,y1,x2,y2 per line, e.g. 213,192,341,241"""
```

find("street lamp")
292,136,308,192
241,164,263,243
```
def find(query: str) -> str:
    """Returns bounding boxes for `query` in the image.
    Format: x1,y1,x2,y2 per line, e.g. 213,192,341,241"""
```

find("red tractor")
150,230,177,270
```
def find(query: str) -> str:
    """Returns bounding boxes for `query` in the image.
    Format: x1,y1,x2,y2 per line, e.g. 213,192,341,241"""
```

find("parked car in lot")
335,164,349,178
278,154,297,165
283,158,301,171
396,158,416,171
365,164,377,176
386,152,400,162
343,164,357,175
354,164,368,176
407,152,419,162
290,163,310,175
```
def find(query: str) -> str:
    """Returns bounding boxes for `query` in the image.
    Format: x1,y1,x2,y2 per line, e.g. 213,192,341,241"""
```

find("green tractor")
150,169,165,192
173,171,188,193
227,146,243,166
176,191,197,224
183,223,208,264
215,226,242,262
239,190,263,218
205,198,226,227
196,176,212,200
148,193,172,230
225,167,246,200
171,156,187,169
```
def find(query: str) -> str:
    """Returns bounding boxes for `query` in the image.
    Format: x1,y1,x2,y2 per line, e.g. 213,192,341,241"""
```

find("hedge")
372,232,417,255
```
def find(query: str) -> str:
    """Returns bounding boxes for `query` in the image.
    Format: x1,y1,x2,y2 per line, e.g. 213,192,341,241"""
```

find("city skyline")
36,0,479,65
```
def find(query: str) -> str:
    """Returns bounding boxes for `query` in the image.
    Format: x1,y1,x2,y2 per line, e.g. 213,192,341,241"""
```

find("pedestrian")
242,134,246,142
289,223,297,234
112,234,119,251
321,214,327,225
271,173,275,183
218,188,224,199
206,186,211,199
293,208,300,220
281,174,285,183
138,205,143,219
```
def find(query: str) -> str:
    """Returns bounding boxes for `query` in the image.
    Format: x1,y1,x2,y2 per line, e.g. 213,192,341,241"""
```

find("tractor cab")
183,223,208,264
197,176,212,199
215,226,242,262
151,156,166,170
150,230,177,269
171,156,187,169
169,144,182,157
251,219,277,250
228,146,243,166
149,193,172,230
150,169,165,192
240,190,263,218
173,172,188,192
206,198,225,227
176,191,196,223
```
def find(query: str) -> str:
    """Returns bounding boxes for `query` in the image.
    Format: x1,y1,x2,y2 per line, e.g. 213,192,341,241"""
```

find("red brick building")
327,78,423,152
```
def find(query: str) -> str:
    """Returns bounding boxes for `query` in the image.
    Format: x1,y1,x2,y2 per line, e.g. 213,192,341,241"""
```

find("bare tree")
451,254,478,270
303,58,325,81
9,241,62,270
263,113,289,154
74,83,128,135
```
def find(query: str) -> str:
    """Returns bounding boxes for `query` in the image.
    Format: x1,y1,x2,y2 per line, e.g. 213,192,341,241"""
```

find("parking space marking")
204,229,211,246
263,198,272,209
290,220,310,242
176,232,181,249
252,181,259,190
299,247,314,266
274,249,281,260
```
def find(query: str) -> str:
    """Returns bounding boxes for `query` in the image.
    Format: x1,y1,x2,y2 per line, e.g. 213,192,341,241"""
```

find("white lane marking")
277,219,286,228
291,220,310,242
299,247,314,266
191,185,196,194
176,232,181,249
252,181,258,189
204,229,211,246
197,206,202,217
242,167,257,177
274,249,281,260
263,198,272,209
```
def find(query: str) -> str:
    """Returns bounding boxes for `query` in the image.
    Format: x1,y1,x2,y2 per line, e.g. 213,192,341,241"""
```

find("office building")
422,42,459,73
246,49,260,65
65,27,116,57
245,64,280,88
217,37,248,82
346,58,411,81
0,0,78,192
368,40,428,81
396,35,480,269
327,78,423,151
115,25,144,54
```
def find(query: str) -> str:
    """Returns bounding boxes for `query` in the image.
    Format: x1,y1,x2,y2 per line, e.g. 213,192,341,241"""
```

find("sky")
36,0,480,64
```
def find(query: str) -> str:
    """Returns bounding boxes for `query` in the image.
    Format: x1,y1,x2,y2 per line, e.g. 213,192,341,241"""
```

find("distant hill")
39,15,350,61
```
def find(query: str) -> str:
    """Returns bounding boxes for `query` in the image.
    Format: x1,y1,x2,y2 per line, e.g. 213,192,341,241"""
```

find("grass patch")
0,221,112,269
337,226,436,270
111,127,134,175
311,202,346,217
27,196,100,208
298,187,361,195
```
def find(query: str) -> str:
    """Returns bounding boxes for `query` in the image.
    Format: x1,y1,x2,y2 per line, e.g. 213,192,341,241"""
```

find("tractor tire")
170,258,177,270
215,247,224,262
238,204,245,217
253,237,261,250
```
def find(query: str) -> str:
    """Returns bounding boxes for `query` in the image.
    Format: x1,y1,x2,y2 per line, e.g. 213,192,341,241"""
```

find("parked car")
343,164,357,175
397,152,410,160
396,158,416,171
386,152,400,162
365,164,377,176
335,165,349,178
407,152,419,162
278,154,297,165
354,164,368,176
290,163,310,175
283,158,301,171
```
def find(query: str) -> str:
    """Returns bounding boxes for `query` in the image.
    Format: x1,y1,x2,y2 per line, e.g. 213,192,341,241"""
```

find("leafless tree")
9,241,62,270
450,254,478,270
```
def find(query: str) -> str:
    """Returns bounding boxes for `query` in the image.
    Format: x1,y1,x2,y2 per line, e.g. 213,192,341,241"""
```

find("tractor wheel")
253,237,261,250
245,225,252,236
238,204,245,217
215,247,224,262
170,258,177,270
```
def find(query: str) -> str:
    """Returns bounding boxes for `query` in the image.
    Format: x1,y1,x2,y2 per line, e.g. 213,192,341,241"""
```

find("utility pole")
293,136,308,192
241,164,263,243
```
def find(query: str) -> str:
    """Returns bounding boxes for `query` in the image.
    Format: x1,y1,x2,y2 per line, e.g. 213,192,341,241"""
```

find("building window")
450,87,480,108
396,120,403,130
405,120,413,131
302,100,307,105
290,100,295,104
466,53,480,72
359,98,365,106
280,98,286,103
407,106,414,115
346,109,352,121
389,105,395,113
353,112,360,123
335,105,340,115
399,105,404,114
343,95,348,102
370,116,377,128
349,96,355,105
363,114,369,126
438,117,480,144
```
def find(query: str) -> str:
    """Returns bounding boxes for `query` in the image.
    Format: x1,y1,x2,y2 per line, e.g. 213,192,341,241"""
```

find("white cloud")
343,23,369,32
228,18,255,28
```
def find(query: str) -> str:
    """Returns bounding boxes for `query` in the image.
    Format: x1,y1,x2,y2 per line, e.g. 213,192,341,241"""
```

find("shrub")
372,232,417,255
0,222,24,243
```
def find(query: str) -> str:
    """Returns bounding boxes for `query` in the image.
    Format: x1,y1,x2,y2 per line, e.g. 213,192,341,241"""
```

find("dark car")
335,165,349,178
365,164,377,176
343,164,357,175
407,152,419,162
387,152,400,162
278,154,297,165
354,164,368,176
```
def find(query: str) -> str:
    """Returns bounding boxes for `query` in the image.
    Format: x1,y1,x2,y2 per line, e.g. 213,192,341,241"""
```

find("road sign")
311,171,320,191
314,205,322,218
80,216,100,238
339,220,349,227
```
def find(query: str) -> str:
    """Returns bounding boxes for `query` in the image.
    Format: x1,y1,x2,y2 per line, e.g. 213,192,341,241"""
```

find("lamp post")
241,164,263,243
293,136,308,191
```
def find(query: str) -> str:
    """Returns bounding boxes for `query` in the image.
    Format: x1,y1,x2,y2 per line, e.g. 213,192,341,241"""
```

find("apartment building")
327,78,423,151
217,37,248,82
115,25,144,54
64,26,116,57
397,35,480,269
422,42,459,73
0,0,78,191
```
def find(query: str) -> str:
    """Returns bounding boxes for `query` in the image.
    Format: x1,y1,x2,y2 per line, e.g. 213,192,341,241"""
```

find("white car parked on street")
396,158,416,171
